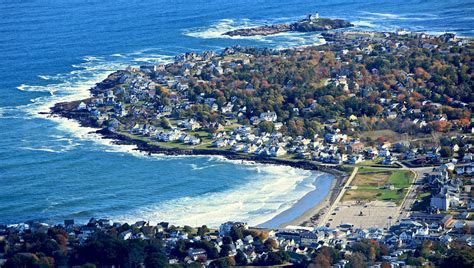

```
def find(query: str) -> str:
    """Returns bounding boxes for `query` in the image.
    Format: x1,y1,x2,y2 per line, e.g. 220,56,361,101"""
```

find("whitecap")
20,146,63,153
361,12,401,19
38,75,50,80
114,164,324,227
184,18,328,49
352,20,378,29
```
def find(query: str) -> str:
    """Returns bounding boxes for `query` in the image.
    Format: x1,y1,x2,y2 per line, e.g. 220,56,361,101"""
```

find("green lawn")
343,188,403,203
358,167,389,173
344,169,414,205
356,157,399,168
388,170,415,187
343,188,407,205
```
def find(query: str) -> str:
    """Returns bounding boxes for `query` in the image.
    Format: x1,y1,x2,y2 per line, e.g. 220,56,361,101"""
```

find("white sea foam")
352,20,378,29
116,165,323,227
362,12,401,19
14,49,330,228
38,75,51,80
183,18,326,49
20,146,68,153
132,55,174,63
184,19,255,39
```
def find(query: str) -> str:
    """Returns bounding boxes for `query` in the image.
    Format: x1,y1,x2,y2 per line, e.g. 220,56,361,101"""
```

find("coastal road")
318,166,359,227
396,166,433,222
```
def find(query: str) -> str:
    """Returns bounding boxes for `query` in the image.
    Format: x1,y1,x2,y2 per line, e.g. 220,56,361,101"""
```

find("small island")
223,13,353,37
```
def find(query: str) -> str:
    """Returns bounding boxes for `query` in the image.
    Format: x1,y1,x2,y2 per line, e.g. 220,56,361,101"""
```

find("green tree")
439,146,453,158
441,245,474,268
5,253,40,268
197,225,209,237
235,250,248,265
209,257,236,268
144,253,169,268
346,252,367,268
160,118,172,129
258,121,274,133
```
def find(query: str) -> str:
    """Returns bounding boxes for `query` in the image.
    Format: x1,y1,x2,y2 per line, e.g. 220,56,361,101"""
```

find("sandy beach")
258,168,348,229
285,168,348,227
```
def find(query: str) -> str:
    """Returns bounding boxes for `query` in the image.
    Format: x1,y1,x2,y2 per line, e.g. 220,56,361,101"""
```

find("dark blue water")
0,0,472,227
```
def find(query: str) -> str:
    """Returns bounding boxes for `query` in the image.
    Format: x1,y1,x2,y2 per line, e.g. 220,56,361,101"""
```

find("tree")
439,146,453,158
263,251,289,265
197,225,209,237
172,239,187,258
441,245,474,267
39,239,60,256
144,253,169,268
406,257,424,266
222,236,233,245
235,250,248,265
346,252,367,268
5,253,40,268
183,225,194,234
258,121,274,133
310,254,331,268
160,118,171,129
220,244,233,257
209,257,236,268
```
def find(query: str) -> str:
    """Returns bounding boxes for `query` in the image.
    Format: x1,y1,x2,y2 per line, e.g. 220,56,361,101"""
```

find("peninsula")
223,13,353,37
51,31,472,174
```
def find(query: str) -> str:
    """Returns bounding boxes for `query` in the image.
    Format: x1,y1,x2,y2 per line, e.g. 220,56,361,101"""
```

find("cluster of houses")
428,162,474,212
67,30,472,173
322,31,471,131
2,211,472,267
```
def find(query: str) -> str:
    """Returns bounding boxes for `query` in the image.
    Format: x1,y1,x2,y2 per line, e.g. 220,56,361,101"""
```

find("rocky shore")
224,15,353,37
102,128,324,171
50,104,332,172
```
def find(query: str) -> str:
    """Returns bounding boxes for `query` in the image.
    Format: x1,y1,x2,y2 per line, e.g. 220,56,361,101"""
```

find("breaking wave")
115,165,324,227
11,47,330,228
183,18,327,49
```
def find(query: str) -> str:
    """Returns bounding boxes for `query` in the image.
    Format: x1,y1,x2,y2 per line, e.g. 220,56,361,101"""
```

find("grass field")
343,188,407,204
388,170,413,187
352,171,391,187
343,168,415,205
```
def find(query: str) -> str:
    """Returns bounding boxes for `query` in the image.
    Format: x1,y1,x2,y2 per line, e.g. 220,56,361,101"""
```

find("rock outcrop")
224,15,353,37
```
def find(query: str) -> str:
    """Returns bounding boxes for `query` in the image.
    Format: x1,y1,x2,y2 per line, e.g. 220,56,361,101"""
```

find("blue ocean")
0,0,472,227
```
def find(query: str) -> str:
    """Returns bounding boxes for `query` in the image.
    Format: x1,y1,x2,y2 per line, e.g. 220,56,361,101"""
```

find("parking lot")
326,200,399,229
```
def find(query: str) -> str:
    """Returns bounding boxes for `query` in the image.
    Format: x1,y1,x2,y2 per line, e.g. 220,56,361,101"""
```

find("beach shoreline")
277,168,347,228
257,171,336,229
96,127,349,229
46,111,348,229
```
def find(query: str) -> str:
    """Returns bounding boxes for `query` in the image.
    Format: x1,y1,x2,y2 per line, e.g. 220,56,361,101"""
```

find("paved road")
396,166,433,222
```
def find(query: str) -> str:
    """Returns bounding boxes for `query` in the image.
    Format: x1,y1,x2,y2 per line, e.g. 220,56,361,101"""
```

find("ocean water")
0,0,472,227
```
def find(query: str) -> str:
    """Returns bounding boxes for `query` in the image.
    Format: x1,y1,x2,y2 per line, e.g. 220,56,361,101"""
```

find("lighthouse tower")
308,12,320,21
